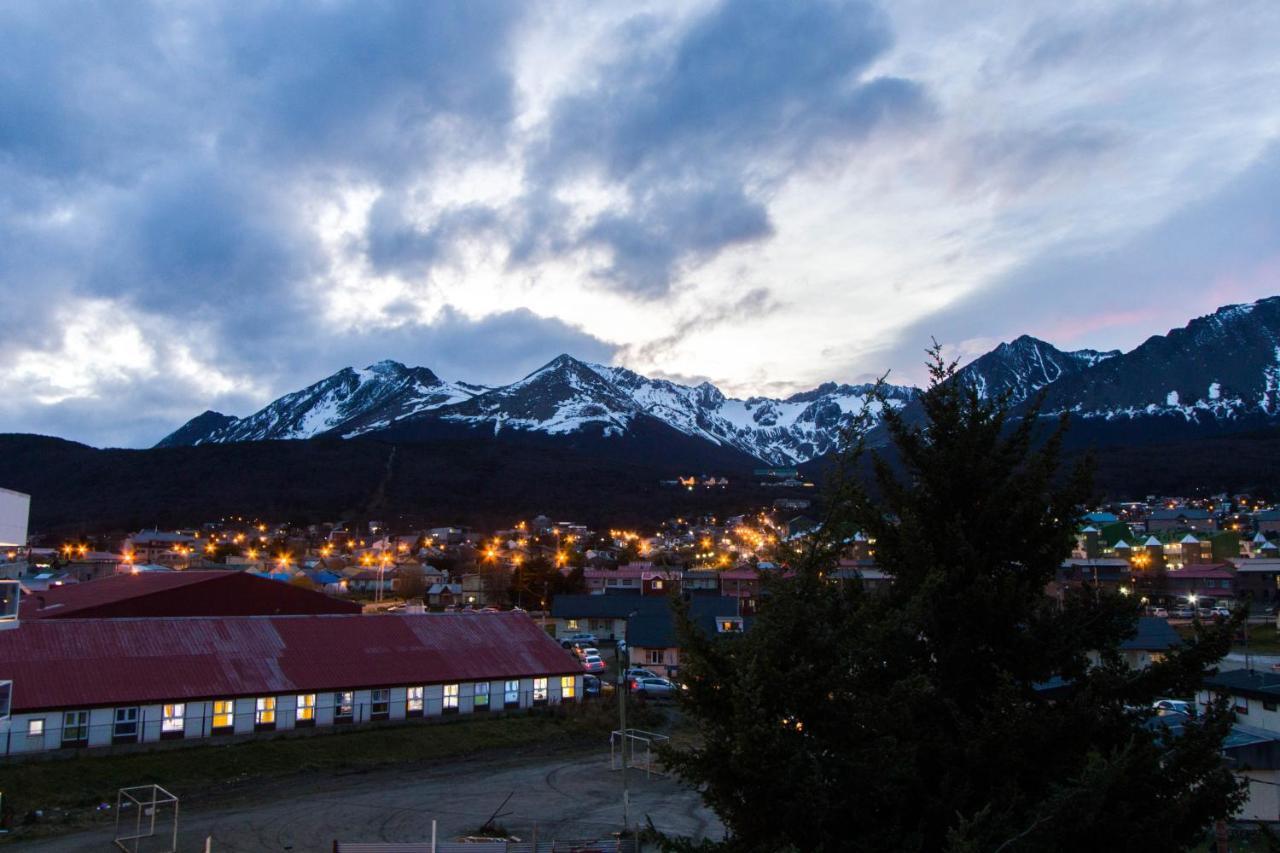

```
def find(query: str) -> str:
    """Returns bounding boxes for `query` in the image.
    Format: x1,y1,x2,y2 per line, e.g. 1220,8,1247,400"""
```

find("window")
443,684,459,712
161,704,184,737
651,579,663,590
371,688,390,719
648,649,663,665
533,677,548,704
717,617,743,633
504,680,520,708
113,707,140,743
566,619,580,630
474,682,490,710
212,699,235,730
62,710,89,747
27,718,44,738
561,676,576,700
296,694,316,725
255,697,276,728
407,686,424,716
335,691,354,722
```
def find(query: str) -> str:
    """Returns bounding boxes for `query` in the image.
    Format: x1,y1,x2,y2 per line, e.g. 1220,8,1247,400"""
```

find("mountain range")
158,297,1280,464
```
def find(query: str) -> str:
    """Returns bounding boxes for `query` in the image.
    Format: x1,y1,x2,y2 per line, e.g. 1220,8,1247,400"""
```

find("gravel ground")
14,747,722,851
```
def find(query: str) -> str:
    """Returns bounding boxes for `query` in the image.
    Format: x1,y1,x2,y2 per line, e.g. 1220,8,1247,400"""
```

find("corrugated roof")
0,612,581,711
627,597,746,649
1121,617,1182,651
19,570,360,619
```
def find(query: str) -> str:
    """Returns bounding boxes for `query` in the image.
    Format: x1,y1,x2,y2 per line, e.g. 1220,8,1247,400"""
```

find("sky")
2,0,1280,448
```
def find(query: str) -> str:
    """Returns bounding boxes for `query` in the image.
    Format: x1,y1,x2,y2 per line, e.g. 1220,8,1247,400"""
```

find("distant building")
1146,508,1216,533
626,596,747,679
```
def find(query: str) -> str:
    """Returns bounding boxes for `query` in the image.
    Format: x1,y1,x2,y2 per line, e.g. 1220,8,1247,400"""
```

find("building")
1231,559,1280,602
123,530,200,567
1198,669,1280,821
1055,559,1132,593
582,565,681,596
626,596,747,679
18,570,361,619
1161,564,1237,605
1114,616,1181,670
1146,507,1216,533
550,594,667,641
0,611,582,755
1255,510,1280,535
0,488,30,549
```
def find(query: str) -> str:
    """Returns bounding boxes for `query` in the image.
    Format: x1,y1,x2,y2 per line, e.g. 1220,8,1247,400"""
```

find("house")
1255,510,1280,535
626,596,747,679
1114,616,1181,669
427,582,462,608
1056,559,1132,593
1197,669,1280,821
1161,564,1237,605
583,565,681,596
550,594,668,641
346,569,399,595
61,551,126,583
18,570,361,619
1230,559,1280,602
123,530,200,566
1146,507,1216,533
0,611,582,756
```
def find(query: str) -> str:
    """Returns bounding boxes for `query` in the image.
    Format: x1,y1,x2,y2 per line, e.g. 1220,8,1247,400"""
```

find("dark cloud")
520,0,930,298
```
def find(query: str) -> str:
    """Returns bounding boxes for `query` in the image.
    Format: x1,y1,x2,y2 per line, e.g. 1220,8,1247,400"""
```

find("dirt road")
16,748,721,851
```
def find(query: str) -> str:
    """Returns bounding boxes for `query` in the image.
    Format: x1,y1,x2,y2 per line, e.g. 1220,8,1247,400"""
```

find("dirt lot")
14,744,721,851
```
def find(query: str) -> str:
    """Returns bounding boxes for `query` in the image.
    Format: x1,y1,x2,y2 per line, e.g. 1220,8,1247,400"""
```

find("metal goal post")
610,728,671,778
114,784,180,853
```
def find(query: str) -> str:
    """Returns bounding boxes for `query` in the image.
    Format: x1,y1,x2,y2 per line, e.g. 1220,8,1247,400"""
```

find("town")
6,483,1280,847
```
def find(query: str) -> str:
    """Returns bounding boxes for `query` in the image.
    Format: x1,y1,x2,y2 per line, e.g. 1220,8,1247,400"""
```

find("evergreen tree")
664,348,1243,852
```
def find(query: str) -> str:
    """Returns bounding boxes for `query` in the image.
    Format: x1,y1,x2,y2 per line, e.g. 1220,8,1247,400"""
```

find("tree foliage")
664,348,1243,852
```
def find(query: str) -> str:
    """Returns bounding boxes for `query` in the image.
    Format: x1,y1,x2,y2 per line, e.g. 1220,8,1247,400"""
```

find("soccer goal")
114,785,179,853
610,728,671,778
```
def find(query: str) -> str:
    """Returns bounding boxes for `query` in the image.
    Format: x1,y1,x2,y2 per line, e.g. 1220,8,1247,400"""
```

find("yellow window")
561,676,575,699
297,694,315,721
255,697,276,725
212,699,234,729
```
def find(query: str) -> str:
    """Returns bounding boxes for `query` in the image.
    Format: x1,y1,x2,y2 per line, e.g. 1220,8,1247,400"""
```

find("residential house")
549,594,668,641
626,596,747,679
1231,559,1280,602
1146,507,1216,533
1162,564,1237,605
1198,669,1280,821
1255,510,1280,535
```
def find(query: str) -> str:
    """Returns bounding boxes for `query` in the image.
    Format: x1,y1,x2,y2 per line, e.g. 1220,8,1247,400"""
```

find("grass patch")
1235,623,1280,654
0,701,638,840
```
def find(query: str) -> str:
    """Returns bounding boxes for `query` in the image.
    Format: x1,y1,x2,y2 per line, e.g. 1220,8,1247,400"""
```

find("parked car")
1197,607,1214,619
1171,607,1195,619
624,667,659,681
1210,607,1232,619
631,676,677,698
1153,698,1195,717
582,655,607,673
1151,607,1169,618
574,646,601,660
562,633,598,645
584,674,603,697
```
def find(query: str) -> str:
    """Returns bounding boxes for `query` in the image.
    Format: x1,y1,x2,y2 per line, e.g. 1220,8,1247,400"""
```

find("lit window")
533,678,548,703
504,680,520,707
255,697,276,726
407,686,424,714
561,676,576,699
335,691,354,720
717,617,743,633
296,694,315,722
371,688,390,716
652,580,663,590
566,619,580,630
114,707,140,739
443,684,459,710
162,704,184,733
212,699,235,729
474,682,490,708
27,718,44,738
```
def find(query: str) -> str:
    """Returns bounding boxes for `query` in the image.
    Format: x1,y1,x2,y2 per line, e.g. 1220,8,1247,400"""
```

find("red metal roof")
0,612,582,711
20,570,360,619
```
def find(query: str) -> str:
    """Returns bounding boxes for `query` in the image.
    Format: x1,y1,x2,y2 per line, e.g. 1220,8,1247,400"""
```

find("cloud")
518,0,930,297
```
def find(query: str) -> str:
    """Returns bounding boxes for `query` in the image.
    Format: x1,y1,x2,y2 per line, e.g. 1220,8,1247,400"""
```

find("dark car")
631,676,678,699
584,674,603,697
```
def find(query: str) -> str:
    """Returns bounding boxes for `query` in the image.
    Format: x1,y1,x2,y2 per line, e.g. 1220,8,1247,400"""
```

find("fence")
335,839,641,852
1,688,593,759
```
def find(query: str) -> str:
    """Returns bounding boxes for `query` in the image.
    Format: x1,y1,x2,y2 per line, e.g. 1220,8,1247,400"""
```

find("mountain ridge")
157,297,1280,464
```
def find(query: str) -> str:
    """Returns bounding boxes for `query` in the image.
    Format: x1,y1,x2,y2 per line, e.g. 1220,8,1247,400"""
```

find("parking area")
17,746,722,851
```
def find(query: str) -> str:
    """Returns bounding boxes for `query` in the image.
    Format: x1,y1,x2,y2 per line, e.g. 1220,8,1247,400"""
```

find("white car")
574,646,600,660
1151,607,1169,618
1153,699,1194,717
582,655,606,673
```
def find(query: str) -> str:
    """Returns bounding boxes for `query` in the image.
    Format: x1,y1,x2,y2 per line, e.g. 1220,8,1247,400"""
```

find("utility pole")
619,608,637,835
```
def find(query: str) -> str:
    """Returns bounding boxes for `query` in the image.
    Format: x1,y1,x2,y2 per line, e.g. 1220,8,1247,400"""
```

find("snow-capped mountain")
155,360,481,447
157,355,916,463
1036,297,1280,423
956,335,1120,403
156,297,1280,463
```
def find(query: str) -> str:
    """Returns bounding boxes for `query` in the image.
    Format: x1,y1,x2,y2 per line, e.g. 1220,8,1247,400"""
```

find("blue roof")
1121,617,1182,651
307,570,342,585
